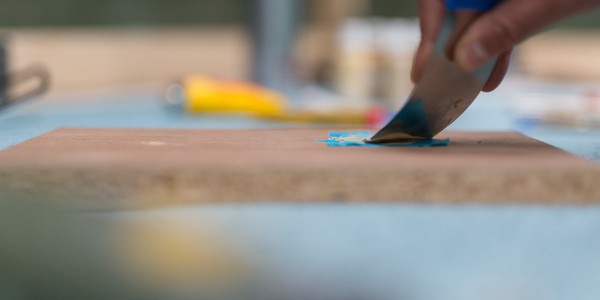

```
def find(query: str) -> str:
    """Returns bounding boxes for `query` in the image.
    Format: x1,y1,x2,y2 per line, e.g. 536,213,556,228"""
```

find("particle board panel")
0,128,599,208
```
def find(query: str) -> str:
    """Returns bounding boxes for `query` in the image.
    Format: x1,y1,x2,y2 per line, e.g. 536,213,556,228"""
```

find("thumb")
454,0,600,71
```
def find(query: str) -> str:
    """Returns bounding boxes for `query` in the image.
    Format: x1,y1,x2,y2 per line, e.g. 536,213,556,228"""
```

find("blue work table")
1,83,599,299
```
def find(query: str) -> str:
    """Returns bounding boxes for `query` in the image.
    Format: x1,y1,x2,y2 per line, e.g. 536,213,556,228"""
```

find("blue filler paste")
316,131,450,147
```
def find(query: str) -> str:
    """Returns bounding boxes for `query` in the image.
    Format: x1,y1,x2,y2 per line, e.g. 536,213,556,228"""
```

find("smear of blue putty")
315,131,450,147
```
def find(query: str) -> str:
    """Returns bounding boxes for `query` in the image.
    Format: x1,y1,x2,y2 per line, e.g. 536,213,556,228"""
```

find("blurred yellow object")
182,75,287,118
116,220,251,297
165,75,384,126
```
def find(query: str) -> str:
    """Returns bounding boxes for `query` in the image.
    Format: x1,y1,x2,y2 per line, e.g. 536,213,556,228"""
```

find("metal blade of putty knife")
368,4,500,143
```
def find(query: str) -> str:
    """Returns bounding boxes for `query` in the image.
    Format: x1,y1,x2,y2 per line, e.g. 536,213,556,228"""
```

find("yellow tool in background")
164,75,387,126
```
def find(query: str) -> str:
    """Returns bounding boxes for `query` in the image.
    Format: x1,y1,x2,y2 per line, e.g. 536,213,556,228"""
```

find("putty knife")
369,0,502,143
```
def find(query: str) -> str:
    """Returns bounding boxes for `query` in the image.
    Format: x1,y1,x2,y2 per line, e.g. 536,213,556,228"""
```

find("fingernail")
457,41,489,71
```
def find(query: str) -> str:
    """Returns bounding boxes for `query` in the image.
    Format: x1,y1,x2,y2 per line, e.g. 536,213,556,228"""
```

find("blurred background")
2,0,600,132
1,0,599,95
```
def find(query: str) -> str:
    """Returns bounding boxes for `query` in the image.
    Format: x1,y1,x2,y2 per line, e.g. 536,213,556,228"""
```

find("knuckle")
484,14,523,49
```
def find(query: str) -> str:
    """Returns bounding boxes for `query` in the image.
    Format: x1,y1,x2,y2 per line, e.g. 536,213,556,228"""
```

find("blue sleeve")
446,0,502,11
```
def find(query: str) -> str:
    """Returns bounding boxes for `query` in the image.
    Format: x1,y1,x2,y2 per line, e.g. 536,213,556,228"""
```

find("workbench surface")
1,83,600,300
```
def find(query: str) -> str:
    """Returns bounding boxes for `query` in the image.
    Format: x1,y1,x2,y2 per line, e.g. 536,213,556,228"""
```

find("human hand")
411,0,600,92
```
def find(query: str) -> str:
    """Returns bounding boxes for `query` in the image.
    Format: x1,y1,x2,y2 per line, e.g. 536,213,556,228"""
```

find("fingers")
445,11,481,61
482,49,512,92
413,0,600,92
411,0,446,82
455,0,600,71
410,38,433,83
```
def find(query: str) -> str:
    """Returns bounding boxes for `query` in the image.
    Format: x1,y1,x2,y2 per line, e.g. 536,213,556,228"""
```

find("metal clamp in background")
0,35,51,111
0,64,51,111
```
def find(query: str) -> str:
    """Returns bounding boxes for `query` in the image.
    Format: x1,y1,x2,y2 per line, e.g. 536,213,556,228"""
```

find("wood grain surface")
0,128,599,208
